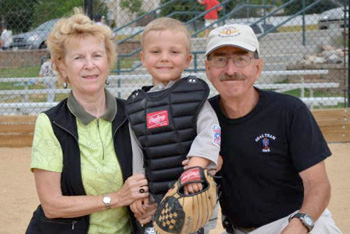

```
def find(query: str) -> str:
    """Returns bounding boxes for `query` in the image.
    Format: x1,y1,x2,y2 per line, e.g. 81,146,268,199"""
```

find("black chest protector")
126,77,209,201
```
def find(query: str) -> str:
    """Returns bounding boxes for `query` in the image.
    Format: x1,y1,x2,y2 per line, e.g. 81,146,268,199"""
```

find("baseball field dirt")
1,143,349,234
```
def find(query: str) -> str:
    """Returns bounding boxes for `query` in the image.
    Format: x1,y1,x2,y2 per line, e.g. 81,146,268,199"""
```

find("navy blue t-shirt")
209,89,331,228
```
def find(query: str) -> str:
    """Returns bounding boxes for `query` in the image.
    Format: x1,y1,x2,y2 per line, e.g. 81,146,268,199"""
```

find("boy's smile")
140,29,192,85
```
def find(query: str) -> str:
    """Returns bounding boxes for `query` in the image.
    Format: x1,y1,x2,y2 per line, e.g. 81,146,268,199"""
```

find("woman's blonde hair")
141,17,191,52
47,8,116,83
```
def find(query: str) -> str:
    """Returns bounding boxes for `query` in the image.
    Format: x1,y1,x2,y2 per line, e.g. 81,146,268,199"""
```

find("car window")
35,20,57,32
321,7,347,20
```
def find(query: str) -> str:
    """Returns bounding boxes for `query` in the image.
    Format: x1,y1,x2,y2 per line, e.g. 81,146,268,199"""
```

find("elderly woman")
26,9,152,234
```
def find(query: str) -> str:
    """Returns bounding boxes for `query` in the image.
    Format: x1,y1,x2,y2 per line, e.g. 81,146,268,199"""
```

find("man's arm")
197,0,205,5
282,161,331,234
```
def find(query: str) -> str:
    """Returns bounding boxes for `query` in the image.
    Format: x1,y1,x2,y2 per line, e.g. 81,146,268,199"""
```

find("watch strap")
102,195,112,210
289,213,314,232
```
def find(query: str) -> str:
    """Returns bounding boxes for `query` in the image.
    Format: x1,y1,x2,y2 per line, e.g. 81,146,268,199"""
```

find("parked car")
10,19,58,50
250,23,276,35
318,7,348,30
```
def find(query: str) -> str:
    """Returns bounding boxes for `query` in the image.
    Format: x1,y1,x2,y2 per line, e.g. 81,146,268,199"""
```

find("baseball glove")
153,167,217,234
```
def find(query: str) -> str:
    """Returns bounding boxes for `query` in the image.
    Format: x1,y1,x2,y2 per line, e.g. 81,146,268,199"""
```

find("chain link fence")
0,0,349,115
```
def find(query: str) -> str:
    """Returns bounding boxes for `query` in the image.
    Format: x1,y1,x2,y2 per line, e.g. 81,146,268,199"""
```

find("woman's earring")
63,82,68,89
105,78,109,85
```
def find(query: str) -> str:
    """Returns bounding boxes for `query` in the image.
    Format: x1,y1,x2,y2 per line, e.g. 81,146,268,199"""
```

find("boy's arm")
129,123,145,174
184,101,221,194
187,101,221,168
197,0,205,5
187,156,210,168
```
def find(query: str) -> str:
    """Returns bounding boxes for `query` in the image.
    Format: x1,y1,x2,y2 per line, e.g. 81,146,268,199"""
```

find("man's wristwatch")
289,213,314,232
102,195,112,210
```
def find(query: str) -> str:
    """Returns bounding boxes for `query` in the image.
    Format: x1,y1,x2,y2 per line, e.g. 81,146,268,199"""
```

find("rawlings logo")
147,110,169,129
181,168,201,184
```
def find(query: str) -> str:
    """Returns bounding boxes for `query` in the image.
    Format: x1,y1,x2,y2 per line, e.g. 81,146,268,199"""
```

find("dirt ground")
1,143,349,234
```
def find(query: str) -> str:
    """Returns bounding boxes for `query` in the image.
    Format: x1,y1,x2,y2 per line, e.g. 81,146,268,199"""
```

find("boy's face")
140,29,192,85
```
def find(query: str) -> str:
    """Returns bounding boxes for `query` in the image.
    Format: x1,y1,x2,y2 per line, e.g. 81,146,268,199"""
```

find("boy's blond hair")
47,8,116,83
141,17,191,52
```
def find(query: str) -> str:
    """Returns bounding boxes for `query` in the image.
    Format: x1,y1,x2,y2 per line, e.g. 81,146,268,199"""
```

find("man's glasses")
208,54,256,68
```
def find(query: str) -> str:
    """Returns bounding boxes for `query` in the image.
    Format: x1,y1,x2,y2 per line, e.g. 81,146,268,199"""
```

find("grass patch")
283,89,343,98
115,34,142,41
0,58,137,78
277,24,318,33
115,58,137,69
0,65,40,78
112,57,141,73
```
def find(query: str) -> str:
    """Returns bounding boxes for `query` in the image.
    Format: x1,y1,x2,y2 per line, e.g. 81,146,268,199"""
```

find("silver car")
10,19,58,49
318,7,348,30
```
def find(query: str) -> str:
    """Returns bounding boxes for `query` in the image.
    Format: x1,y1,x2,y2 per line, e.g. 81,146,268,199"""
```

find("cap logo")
218,26,240,37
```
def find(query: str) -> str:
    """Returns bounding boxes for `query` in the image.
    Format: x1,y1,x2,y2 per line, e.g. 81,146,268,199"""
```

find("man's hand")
281,218,309,234
211,154,223,175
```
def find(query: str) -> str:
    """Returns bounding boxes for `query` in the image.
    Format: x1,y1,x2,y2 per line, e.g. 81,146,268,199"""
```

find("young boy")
125,17,221,233
38,53,57,103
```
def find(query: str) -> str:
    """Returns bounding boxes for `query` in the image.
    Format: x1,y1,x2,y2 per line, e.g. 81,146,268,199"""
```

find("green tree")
159,0,200,22
284,0,338,15
120,0,143,14
31,0,108,28
0,0,37,33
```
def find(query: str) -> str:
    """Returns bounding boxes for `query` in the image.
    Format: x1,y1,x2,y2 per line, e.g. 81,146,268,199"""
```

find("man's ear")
204,59,213,82
256,58,263,77
205,59,212,73
253,58,263,83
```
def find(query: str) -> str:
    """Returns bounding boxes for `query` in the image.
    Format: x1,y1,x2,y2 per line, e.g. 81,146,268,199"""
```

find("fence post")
347,4,350,108
194,0,198,33
302,0,306,46
84,0,93,20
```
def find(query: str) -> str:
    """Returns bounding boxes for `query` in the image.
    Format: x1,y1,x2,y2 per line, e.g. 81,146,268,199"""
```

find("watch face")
103,196,111,204
304,216,313,226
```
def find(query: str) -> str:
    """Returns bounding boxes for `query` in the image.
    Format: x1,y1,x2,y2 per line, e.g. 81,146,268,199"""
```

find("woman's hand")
130,197,149,215
112,174,149,207
134,202,157,225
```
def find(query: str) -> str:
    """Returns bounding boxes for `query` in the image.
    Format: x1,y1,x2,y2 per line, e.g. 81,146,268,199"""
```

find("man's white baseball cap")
205,24,260,56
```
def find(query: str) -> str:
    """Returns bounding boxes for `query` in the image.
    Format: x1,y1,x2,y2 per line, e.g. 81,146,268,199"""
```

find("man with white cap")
206,24,342,234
